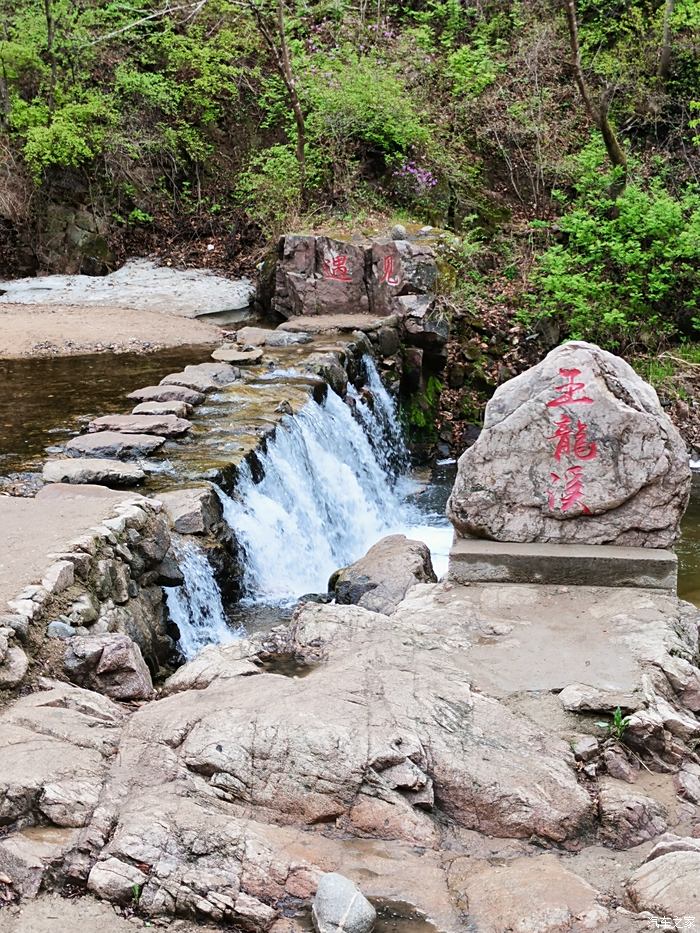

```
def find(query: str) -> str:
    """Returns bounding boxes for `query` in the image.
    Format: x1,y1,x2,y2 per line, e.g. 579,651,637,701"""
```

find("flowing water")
215,357,451,607
0,345,212,475
164,537,239,660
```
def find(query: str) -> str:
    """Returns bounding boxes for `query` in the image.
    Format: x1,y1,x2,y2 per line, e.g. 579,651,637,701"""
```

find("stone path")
0,485,129,607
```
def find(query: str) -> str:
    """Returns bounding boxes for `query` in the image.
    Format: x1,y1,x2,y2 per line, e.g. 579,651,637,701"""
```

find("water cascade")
216,356,451,605
165,537,236,659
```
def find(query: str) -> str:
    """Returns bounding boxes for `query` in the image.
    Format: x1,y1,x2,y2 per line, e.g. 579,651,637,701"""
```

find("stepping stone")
43,458,145,487
65,432,166,459
132,400,191,418
211,345,263,364
127,385,205,406
237,326,312,347
160,362,238,394
88,414,192,437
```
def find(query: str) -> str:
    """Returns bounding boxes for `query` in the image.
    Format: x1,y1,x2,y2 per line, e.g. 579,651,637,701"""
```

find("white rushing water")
165,538,237,659
217,356,451,604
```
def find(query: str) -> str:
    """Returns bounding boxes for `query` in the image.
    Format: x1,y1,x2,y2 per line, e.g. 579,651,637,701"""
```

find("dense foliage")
1,0,698,349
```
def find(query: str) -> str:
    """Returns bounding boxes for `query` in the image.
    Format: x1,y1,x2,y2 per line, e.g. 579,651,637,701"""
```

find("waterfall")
349,356,409,478
165,538,236,660
216,356,452,604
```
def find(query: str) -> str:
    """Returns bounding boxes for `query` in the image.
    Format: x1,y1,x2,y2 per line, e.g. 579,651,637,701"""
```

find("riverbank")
0,302,222,358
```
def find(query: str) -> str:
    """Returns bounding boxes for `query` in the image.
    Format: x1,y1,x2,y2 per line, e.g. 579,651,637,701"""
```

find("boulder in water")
312,873,376,933
160,361,238,394
211,345,263,364
157,486,221,535
330,534,436,614
43,458,145,487
87,414,192,437
127,384,206,406
131,399,191,417
65,432,166,459
446,341,690,548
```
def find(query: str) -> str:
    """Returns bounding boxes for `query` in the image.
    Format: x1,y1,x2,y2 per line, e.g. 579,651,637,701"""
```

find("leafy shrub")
235,144,302,237
521,159,700,348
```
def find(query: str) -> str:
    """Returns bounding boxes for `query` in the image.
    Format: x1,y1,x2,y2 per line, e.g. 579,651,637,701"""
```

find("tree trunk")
275,0,305,194
562,0,627,195
658,0,675,79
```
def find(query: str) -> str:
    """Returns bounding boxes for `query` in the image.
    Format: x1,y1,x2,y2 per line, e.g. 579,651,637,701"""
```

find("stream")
1,346,699,661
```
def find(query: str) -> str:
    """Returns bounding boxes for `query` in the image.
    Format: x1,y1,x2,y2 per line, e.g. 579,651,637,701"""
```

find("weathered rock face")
447,341,691,547
64,633,154,701
270,235,437,320
330,534,436,613
157,486,221,535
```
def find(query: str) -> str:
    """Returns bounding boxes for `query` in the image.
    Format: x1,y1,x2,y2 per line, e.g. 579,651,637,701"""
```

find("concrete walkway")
0,485,130,607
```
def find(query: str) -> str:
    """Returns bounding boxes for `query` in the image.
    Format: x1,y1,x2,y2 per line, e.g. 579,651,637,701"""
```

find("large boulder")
63,634,154,701
312,873,376,933
330,534,436,614
274,235,369,318
447,341,690,547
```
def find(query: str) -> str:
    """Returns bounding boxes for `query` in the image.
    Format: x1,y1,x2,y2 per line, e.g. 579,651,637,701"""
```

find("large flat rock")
0,485,130,607
87,414,192,437
42,458,145,487
278,314,394,334
127,384,205,406
65,431,166,459
0,260,254,319
448,538,678,590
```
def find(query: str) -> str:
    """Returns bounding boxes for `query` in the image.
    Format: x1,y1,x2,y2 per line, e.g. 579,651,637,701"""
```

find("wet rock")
131,399,191,418
237,325,313,347
87,414,192,437
65,432,166,459
43,458,146,487
598,783,667,848
447,341,691,547
211,345,264,364
626,846,700,919
0,647,28,687
64,633,154,700
452,854,608,932
160,361,239,394
312,873,376,933
157,486,221,535
127,384,206,406
330,535,436,614
376,326,400,357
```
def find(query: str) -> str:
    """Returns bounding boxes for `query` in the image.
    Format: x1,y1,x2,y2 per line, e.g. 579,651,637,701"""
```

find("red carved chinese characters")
380,254,400,287
547,368,594,408
548,414,597,462
549,467,591,514
322,254,352,282
546,368,597,514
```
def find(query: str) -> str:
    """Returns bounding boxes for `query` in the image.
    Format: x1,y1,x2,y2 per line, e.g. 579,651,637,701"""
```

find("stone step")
448,538,677,590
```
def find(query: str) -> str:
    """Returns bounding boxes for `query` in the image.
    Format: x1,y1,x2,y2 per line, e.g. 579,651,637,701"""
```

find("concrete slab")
448,538,677,590
0,485,130,607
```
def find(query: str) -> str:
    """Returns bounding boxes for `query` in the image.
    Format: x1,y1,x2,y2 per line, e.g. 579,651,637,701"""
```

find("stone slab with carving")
446,341,690,548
